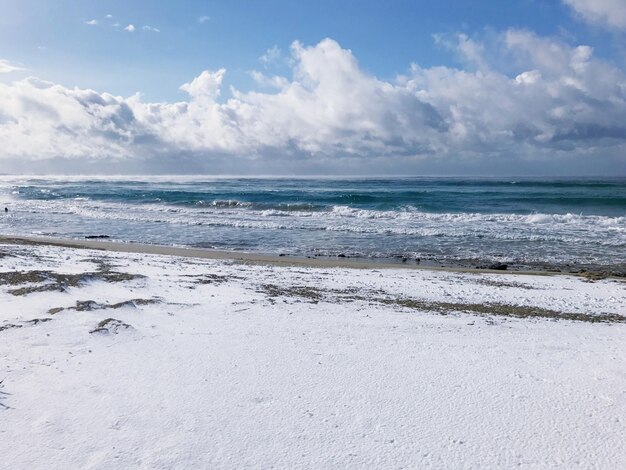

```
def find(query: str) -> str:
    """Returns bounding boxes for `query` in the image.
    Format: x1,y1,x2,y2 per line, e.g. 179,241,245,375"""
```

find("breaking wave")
2,176,625,269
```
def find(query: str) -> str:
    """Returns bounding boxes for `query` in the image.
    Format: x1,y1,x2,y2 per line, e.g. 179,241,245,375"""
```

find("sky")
1,0,626,175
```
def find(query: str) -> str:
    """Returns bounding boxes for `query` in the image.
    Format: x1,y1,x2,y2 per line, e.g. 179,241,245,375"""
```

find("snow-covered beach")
1,237,625,469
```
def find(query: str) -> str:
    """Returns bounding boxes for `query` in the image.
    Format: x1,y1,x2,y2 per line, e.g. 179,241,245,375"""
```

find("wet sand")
0,234,554,276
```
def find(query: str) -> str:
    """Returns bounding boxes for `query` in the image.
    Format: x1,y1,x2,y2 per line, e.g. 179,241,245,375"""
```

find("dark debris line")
0,265,144,297
258,283,626,324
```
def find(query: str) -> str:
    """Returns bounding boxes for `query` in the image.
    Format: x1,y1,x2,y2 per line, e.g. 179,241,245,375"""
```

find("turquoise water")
1,176,625,272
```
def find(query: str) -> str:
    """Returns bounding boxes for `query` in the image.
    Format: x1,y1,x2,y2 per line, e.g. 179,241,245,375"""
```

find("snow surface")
1,243,625,469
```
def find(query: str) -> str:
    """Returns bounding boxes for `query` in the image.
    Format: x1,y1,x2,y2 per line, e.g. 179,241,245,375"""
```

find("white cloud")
0,36,625,174
0,59,25,73
434,33,489,70
84,19,98,26
563,0,626,29
124,24,136,32
259,45,282,66
250,70,290,89
198,16,210,24
142,25,160,33
0,77,145,160
179,69,225,99
105,14,113,19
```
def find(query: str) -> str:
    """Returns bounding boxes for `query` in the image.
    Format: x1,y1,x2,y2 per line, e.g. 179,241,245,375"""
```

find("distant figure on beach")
4,207,7,213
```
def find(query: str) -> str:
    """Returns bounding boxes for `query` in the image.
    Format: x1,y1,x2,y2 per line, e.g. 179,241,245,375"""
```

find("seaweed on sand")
0,262,144,296
258,283,626,324
89,318,132,335
48,298,161,315
0,380,10,409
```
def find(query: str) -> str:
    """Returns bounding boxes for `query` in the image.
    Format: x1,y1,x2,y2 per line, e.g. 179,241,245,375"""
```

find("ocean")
1,176,625,273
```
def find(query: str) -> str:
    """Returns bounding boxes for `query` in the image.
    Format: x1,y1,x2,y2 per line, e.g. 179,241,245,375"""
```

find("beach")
1,236,625,468
3,1,626,467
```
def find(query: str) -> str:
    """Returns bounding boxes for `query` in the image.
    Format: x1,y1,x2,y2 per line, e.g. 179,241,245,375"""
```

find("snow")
1,242,625,469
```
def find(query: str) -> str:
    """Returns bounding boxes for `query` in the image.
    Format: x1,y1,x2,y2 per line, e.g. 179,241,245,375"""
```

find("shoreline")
3,175,624,280
0,233,562,276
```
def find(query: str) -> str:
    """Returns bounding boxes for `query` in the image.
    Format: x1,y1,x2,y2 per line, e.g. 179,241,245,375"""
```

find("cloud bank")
564,0,626,29
1,33,626,174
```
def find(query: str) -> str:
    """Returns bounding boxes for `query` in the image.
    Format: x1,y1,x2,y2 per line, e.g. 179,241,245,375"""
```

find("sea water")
1,176,624,273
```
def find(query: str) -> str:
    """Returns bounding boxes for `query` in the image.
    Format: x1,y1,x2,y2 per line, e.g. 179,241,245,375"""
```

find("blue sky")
1,0,622,100
1,0,626,174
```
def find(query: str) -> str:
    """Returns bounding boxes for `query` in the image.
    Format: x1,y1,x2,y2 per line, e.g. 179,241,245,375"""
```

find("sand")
1,237,625,469
0,234,556,274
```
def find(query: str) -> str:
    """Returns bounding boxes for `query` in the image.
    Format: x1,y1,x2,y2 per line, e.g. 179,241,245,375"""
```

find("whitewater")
1,176,624,273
